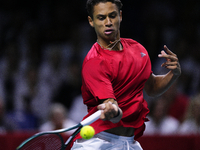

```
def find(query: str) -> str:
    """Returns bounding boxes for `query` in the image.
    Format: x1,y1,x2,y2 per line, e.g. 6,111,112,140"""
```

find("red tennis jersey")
73,38,152,143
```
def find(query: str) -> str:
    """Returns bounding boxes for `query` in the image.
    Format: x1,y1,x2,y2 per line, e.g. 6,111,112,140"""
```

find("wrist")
110,107,123,123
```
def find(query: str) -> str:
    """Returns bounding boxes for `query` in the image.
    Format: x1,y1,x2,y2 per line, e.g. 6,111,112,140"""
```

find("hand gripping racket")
16,110,101,150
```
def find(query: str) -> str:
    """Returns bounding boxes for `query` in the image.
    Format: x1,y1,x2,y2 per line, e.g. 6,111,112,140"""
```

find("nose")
105,17,112,27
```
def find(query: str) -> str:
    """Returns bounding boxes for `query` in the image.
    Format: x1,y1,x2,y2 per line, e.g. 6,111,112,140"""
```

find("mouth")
104,29,114,35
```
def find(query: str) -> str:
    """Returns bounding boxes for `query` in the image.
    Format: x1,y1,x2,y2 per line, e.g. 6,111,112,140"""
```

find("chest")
110,48,149,84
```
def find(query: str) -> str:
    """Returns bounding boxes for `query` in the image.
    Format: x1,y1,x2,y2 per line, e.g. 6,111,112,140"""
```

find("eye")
109,12,117,19
110,14,116,18
97,16,105,21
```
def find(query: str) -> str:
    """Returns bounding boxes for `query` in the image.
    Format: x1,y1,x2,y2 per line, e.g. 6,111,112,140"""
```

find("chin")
105,36,117,42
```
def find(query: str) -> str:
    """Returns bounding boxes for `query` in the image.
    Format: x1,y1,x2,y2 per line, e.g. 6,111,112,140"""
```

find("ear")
120,10,122,22
88,16,94,27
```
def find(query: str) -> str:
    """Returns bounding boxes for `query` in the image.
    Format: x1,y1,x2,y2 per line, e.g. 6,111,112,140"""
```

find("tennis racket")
16,110,101,150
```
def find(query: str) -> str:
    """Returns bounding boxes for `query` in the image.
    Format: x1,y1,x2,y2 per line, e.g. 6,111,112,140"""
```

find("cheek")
94,23,104,33
114,19,121,28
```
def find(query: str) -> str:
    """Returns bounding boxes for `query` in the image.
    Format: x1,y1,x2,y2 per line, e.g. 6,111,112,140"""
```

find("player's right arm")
97,98,123,123
82,58,122,123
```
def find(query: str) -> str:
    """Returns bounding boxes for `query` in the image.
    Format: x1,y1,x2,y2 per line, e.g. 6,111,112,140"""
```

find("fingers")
158,45,181,76
163,45,176,56
158,50,178,62
158,45,179,62
161,61,179,69
97,101,118,121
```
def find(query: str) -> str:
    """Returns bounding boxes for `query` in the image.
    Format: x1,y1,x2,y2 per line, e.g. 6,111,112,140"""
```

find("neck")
97,38,122,51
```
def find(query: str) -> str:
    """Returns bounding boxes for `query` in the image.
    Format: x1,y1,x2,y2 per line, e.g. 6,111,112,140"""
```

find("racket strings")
19,134,64,150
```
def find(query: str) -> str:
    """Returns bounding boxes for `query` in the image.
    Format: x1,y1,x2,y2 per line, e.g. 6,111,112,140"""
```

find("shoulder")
82,56,112,81
121,38,146,49
82,57,111,77
83,43,101,64
121,38,148,56
121,38,138,44
83,43,109,71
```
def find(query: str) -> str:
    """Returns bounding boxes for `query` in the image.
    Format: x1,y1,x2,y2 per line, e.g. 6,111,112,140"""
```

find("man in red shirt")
71,0,181,149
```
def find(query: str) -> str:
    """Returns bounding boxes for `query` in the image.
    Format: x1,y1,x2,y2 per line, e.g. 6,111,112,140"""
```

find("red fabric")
71,38,152,147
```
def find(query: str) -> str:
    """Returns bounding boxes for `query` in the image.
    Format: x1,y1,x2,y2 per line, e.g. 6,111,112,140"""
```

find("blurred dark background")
0,0,200,138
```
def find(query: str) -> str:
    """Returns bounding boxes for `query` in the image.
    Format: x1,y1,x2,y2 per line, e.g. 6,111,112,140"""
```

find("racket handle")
80,110,101,126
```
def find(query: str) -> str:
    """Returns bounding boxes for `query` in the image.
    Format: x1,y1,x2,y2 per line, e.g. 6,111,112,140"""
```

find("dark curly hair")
86,0,123,19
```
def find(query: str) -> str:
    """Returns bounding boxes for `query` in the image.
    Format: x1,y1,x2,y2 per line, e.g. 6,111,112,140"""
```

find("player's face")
88,2,122,45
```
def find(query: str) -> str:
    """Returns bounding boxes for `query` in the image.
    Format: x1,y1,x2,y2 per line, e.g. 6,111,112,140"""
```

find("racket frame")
16,110,101,150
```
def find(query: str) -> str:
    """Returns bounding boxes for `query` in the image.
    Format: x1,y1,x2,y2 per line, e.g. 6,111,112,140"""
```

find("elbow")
147,92,162,98
144,73,165,98
144,88,163,98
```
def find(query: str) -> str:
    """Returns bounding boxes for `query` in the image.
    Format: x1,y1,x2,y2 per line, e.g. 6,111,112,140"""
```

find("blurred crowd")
0,0,200,136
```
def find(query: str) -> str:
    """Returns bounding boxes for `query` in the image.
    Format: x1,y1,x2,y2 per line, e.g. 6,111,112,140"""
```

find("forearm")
145,71,179,97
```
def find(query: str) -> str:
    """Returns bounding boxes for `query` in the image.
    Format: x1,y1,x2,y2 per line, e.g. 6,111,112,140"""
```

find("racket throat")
65,136,73,145
65,126,82,146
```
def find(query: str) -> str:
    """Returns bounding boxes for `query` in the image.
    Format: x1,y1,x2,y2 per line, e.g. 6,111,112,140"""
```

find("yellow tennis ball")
80,125,95,140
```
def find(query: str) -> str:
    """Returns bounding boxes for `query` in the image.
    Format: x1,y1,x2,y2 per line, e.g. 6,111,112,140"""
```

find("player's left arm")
144,45,181,97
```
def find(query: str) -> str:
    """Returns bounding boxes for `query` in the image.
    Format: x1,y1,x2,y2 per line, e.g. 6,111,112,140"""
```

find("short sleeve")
82,58,116,101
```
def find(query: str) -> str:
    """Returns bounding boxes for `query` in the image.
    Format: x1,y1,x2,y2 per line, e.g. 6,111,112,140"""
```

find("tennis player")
71,0,181,149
